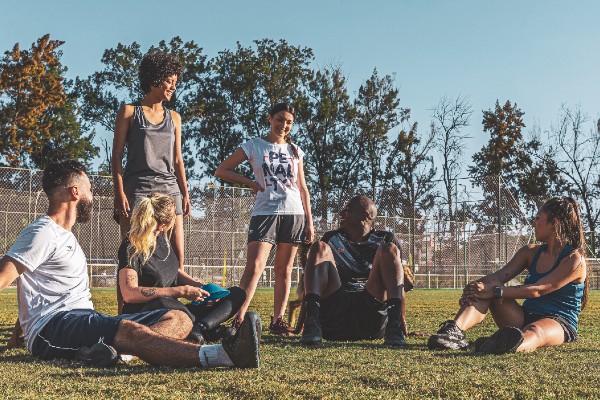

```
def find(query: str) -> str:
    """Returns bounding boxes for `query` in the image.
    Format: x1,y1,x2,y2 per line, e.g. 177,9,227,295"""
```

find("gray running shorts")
248,214,305,244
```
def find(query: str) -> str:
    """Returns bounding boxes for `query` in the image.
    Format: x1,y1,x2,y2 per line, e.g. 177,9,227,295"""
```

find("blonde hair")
128,193,176,267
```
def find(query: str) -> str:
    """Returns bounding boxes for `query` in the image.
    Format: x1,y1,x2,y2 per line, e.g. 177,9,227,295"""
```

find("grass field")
1,288,600,399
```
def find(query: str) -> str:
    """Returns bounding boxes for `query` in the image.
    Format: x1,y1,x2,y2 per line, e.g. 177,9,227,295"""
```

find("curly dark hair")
42,159,87,196
138,51,183,94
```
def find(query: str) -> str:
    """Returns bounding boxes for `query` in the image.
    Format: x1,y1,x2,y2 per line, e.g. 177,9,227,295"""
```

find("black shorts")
319,287,388,341
248,214,305,244
523,311,578,343
31,308,169,360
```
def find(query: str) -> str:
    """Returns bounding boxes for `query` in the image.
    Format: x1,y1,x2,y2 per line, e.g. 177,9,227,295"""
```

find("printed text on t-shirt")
262,150,295,191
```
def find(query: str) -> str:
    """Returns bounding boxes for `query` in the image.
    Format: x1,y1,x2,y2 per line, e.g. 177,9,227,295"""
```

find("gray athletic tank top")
123,103,180,197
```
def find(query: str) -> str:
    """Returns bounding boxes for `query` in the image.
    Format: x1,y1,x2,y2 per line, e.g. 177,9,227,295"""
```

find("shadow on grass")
261,334,430,351
0,352,210,376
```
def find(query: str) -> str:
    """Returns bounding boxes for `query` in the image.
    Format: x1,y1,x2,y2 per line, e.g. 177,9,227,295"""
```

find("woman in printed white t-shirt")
215,103,314,335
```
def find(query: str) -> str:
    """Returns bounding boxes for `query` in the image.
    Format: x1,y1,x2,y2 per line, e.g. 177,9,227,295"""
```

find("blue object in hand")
190,283,230,305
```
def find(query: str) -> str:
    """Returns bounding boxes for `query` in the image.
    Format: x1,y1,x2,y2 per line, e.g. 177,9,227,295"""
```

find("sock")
198,344,234,369
385,298,402,325
304,293,321,319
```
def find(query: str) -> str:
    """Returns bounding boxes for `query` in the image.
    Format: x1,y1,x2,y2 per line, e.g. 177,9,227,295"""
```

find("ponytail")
128,193,176,268
540,196,588,309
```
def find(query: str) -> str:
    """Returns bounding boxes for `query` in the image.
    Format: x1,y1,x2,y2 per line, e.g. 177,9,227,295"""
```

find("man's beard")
76,198,93,223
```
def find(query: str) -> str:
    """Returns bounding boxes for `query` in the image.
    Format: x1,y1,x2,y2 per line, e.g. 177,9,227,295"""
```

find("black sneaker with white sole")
74,341,119,368
300,315,322,345
427,320,469,350
474,327,524,355
222,312,261,368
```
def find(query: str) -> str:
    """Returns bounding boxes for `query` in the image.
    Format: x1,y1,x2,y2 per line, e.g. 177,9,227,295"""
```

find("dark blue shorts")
31,308,170,360
523,311,578,343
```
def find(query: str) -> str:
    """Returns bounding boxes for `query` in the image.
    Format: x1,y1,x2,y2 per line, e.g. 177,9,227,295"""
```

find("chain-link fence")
1,167,599,289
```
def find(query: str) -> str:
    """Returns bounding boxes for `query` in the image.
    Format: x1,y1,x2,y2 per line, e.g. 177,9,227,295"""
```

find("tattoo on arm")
140,288,156,297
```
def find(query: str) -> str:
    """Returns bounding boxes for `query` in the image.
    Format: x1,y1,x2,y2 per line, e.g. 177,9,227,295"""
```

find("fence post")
427,270,431,289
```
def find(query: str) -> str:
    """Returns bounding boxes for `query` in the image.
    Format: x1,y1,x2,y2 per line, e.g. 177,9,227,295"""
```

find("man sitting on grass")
0,159,260,369
300,195,413,346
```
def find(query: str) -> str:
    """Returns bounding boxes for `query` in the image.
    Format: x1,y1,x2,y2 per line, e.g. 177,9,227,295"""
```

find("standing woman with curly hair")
113,51,191,311
216,103,315,335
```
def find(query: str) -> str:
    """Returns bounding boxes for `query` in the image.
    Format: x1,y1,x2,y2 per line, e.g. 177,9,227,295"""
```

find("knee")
228,286,247,306
523,323,545,341
163,310,193,332
308,241,333,264
479,276,502,287
378,242,400,258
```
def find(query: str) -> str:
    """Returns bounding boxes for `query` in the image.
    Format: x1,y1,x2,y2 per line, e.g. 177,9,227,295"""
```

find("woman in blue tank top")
428,197,587,354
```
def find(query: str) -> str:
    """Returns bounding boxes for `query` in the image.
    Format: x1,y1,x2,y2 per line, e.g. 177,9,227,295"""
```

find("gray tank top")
123,103,179,197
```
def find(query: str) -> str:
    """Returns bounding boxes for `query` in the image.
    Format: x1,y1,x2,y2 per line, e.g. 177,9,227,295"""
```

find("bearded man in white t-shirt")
0,160,260,369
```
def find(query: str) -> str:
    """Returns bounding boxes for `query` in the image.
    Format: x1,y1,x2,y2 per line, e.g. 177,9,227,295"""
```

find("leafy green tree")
74,37,208,175
294,66,361,223
354,69,409,200
381,122,437,218
0,34,96,168
30,89,98,170
191,39,314,181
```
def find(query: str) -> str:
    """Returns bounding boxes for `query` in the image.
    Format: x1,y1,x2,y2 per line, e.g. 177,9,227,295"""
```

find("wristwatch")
493,285,504,301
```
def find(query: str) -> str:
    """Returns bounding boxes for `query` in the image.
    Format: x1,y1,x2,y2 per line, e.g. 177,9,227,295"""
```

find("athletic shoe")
427,320,469,350
269,316,295,336
231,318,242,332
474,327,524,355
187,325,206,345
384,321,407,346
222,311,261,368
203,325,236,342
299,315,322,345
472,336,490,352
74,340,119,368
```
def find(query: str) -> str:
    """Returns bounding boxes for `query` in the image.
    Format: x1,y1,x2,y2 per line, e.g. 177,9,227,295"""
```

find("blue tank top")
522,244,584,330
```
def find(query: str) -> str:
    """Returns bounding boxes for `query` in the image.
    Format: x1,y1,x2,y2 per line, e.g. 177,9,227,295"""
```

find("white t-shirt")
7,216,93,352
241,138,306,216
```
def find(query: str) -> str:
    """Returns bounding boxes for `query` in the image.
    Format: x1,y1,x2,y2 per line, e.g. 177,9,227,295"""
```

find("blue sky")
2,0,599,175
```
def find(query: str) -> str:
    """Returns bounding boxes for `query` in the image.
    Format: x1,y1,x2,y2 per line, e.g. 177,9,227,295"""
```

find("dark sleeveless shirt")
123,103,179,197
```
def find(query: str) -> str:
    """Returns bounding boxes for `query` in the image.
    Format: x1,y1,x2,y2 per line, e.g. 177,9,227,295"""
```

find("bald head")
346,195,377,221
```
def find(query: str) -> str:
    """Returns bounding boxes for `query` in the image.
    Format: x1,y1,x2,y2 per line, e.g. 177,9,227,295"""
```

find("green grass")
1,288,600,399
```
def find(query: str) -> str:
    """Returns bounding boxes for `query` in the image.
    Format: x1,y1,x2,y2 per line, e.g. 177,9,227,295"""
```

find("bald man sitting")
300,196,413,346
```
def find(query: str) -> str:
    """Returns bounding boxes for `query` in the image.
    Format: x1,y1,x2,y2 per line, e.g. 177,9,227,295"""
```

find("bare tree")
549,105,600,254
431,95,472,219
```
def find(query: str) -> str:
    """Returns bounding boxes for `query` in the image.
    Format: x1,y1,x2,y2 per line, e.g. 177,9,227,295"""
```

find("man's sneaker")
299,315,322,345
384,321,407,346
203,325,236,342
74,341,119,368
475,327,524,355
231,317,242,333
222,311,261,368
269,316,295,336
427,320,469,350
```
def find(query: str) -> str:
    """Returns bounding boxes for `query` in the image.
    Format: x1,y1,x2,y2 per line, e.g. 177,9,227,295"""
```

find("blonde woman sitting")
118,193,246,344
